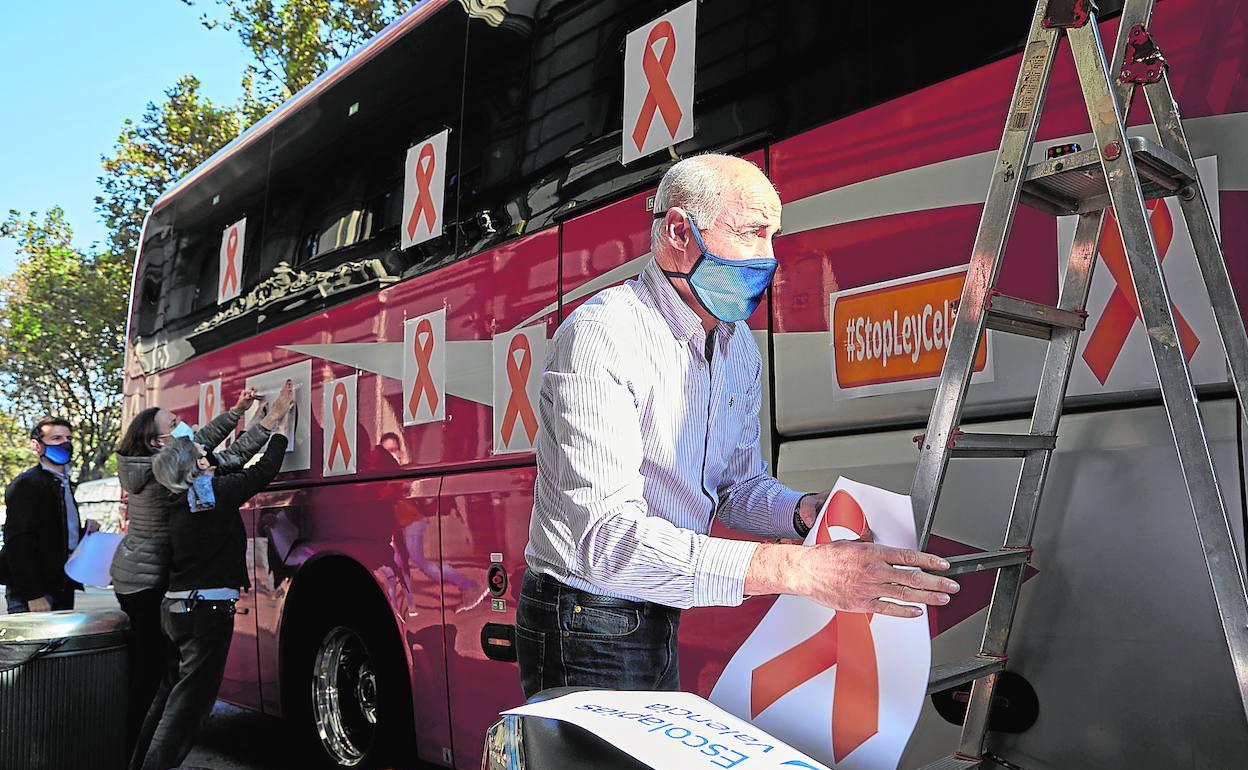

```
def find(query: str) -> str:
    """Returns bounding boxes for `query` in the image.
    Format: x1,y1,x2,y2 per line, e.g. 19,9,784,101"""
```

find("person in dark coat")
110,389,276,752
130,381,294,770
1,416,98,612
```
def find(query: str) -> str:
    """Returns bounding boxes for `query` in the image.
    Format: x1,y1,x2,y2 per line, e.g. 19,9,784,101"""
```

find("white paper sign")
244,359,312,472
492,325,546,454
218,217,246,304
503,690,830,770
710,478,930,770
1059,156,1226,396
322,373,357,477
401,129,449,249
622,1,696,164
403,309,447,425
65,532,124,588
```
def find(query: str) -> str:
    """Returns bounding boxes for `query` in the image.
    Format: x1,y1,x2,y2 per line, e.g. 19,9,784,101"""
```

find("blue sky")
0,1,252,277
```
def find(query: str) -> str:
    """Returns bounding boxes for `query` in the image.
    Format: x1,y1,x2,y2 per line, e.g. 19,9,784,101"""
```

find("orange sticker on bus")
832,268,987,391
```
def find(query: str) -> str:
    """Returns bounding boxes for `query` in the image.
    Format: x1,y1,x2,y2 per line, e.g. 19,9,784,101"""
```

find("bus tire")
288,594,416,769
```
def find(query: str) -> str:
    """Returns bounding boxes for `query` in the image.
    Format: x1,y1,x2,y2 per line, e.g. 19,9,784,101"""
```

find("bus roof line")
151,0,453,214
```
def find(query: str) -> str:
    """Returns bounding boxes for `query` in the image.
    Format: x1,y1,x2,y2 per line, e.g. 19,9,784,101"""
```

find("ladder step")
917,756,982,770
935,548,1031,577
950,431,1056,458
1020,136,1197,216
928,655,1007,694
986,292,1086,339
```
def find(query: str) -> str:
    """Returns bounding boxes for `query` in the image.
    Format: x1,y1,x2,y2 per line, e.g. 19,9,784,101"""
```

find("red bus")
123,1,1248,767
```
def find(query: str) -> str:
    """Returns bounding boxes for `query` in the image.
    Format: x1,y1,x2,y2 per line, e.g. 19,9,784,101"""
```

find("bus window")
131,205,176,341
257,3,468,338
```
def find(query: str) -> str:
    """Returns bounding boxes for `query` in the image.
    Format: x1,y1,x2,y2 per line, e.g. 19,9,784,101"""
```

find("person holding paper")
1,416,98,613
110,387,278,752
518,155,960,697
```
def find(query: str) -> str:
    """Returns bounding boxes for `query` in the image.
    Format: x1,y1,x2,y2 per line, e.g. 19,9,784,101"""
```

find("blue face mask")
41,440,73,466
661,215,778,323
187,473,217,512
170,421,194,441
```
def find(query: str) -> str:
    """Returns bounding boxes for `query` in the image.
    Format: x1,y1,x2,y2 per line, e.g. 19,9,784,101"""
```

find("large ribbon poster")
403,309,447,425
401,129,449,249
492,325,546,454
622,1,696,164
218,217,246,305
322,373,357,477
710,478,929,769
1059,155,1226,397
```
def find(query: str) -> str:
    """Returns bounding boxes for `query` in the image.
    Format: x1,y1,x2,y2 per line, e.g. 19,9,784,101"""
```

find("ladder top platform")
1020,135,1197,216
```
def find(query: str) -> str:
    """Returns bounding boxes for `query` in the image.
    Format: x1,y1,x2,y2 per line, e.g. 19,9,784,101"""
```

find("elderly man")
516,154,959,696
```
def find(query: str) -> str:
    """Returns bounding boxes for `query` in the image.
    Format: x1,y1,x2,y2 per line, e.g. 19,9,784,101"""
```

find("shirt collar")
637,258,737,343
39,459,68,480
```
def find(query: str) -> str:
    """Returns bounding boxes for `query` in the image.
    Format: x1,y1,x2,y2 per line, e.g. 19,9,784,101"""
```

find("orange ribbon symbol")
204,384,216,420
631,20,683,152
408,318,439,419
406,143,437,241
500,334,539,447
327,381,352,471
750,490,879,763
1082,201,1199,384
221,228,240,296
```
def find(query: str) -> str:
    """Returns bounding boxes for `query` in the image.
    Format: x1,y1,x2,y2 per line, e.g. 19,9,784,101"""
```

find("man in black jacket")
2,416,98,613
130,381,293,770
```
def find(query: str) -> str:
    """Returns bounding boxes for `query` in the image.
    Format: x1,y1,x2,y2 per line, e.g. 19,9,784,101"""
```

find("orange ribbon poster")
1081,202,1197,384
403,309,446,425
1062,156,1226,397
218,217,246,304
622,2,696,164
322,374,356,477
710,478,930,769
401,130,448,249
493,325,547,454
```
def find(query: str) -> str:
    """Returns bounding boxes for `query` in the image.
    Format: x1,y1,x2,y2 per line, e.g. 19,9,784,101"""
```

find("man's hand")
746,541,958,618
796,491,830,531
84,518,100,536
28,597,52,613
234,388,262,412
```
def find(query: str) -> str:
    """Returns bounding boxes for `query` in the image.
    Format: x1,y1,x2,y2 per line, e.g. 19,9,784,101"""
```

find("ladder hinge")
1121,24,1168,85
912,428,964,451
1042,0,1097,29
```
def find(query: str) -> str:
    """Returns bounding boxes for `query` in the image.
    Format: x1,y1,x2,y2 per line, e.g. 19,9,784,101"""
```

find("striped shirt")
525,258,804,609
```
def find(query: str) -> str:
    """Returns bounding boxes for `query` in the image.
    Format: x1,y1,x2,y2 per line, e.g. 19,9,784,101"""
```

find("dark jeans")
5,582,74,613
117,588,170,754
130,598,235,770
515,571,681,699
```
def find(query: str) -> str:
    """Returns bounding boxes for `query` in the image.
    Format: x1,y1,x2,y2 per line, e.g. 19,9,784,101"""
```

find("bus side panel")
439,468,534,770
252,477,453,766
769,0,1248,437
776,400,1248,768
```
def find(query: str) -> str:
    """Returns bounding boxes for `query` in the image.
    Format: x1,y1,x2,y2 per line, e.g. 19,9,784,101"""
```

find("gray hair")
650,154,763,250
152,437,200,494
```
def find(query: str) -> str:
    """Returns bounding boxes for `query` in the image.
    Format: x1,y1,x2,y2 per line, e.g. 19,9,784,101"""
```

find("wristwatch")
793,495,812,538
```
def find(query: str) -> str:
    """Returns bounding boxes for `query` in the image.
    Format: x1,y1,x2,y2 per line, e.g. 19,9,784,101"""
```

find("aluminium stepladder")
909,0,1248,767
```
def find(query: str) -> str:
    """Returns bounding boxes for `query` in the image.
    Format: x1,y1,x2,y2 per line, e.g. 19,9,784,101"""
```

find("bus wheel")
313,625,380,766
294,607,414,769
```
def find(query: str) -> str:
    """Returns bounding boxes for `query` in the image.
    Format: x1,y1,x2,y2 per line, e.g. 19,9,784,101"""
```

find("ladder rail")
1141,65,1248,422
912,1,1063,549
1067,13,1248,724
